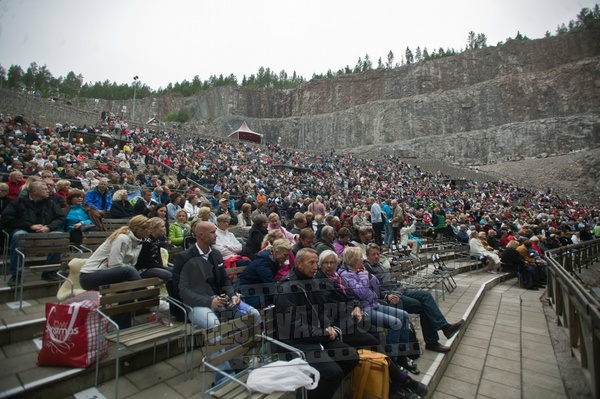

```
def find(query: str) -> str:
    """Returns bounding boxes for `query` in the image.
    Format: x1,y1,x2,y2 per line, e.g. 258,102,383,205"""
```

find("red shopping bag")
37,291,108,368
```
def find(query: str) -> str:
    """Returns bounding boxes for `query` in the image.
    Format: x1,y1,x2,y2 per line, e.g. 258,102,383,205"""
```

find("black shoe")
406,377,429,397
397,357,420,375
425,342,451,353
443,319,465,339
41,271,60,282
527,286,540,290
390,387,419,399
7,274,19,287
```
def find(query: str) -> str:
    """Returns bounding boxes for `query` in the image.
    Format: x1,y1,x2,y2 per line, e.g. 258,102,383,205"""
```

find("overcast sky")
0,0,596,90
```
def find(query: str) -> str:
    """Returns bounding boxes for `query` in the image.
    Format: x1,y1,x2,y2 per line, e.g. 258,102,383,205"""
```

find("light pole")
132,76,139,122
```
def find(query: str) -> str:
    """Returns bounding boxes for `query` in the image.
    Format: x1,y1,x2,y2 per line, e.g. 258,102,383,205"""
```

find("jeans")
384,224,393,247
189,300,261,384
367,304,409,359
9,230,61,276
140,267,172,283
401,289,449,344
79,266,143,290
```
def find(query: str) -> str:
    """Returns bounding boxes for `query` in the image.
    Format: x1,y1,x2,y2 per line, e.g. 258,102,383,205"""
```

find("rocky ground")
476,148,600,207
400,148,600,207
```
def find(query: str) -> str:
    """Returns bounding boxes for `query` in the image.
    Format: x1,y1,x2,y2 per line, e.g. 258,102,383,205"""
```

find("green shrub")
165,108,190,122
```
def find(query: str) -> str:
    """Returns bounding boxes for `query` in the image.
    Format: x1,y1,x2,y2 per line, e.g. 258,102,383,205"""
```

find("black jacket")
110,200,135,219
133,198,157,216
243,224,267,259
275,267,334,345
1,195,65,233
172,245,233,308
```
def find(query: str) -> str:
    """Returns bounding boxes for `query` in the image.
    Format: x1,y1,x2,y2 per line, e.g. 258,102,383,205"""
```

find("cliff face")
1,28,599,165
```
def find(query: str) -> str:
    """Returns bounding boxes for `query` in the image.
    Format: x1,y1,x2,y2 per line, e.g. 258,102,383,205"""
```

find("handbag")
246,357,320,393
351,349,390,399
37,291,108,368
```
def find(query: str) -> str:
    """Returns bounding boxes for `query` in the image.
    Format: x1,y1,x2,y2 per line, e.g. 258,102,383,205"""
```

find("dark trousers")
401,290,449,345
372,222,383,246
293,340,359,399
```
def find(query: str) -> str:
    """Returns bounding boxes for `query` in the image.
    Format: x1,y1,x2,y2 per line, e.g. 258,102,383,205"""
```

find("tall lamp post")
132,75,139,122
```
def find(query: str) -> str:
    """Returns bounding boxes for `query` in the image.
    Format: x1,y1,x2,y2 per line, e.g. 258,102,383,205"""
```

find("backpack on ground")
351,349,390,399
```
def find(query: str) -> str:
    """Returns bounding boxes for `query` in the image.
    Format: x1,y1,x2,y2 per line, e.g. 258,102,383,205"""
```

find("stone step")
0,276,61,305
1,324,191,399
0,295,53,347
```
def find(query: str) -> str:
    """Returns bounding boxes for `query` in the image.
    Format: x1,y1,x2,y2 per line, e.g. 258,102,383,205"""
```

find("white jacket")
214,228,243,260
81,231,143,273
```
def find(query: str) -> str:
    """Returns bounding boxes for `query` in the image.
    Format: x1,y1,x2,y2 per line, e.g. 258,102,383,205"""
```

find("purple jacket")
338,264,381,312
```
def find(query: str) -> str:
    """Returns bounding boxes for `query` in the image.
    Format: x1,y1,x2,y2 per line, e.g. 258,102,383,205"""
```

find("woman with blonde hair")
55,179,71,202
135,217,172,283
195,206,217,224
169,209,191,247
79,215,152,292
267,213,297,244
18,175,41,198
238,203,253,228
338,246,417,374
259,229,296,280
238,238,292,307
110,189,135,219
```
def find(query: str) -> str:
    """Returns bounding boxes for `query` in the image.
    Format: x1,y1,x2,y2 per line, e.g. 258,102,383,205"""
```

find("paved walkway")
68,267,568,399
433,280,567,399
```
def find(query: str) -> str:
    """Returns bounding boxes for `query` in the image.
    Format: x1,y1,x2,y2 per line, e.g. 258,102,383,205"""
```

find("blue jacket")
237,250,278,308
85,187,112,211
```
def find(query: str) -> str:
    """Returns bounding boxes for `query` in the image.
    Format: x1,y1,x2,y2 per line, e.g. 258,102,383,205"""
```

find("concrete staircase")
0,268,188,399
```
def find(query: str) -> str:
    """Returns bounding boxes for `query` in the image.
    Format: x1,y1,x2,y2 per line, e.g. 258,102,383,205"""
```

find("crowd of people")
2,110,600,398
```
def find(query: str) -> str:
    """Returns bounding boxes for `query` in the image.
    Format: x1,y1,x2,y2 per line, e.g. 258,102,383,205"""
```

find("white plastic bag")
247,357,320,393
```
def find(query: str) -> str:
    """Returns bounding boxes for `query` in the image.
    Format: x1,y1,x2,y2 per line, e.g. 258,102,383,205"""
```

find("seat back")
81,231,113,252
99,277,162,318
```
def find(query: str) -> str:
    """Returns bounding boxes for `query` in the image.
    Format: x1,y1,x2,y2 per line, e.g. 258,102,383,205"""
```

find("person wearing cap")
216,197,238,225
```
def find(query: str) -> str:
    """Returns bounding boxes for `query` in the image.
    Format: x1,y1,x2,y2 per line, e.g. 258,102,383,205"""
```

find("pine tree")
386,50,394,69
405,47,414,65
415,47,422,62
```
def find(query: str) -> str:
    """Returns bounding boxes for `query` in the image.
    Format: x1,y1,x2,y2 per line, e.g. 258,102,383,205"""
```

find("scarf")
325,271,347,296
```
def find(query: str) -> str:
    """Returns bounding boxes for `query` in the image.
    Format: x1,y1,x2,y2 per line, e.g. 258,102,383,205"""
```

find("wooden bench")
95,277,193,399
102,218,130,231
14,232,84,308
200,307,304,399
81,230,113,252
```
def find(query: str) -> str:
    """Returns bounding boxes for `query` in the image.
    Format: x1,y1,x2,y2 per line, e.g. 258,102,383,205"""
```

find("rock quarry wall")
1,28,599,165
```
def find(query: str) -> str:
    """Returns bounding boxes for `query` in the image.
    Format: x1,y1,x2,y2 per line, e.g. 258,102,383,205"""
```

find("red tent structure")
228,121,263,144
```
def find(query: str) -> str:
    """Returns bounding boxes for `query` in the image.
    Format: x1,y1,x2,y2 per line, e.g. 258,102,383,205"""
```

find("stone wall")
1,28,599,165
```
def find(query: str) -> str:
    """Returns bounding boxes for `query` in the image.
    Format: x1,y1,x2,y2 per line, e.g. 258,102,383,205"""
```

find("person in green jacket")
169,209,191,247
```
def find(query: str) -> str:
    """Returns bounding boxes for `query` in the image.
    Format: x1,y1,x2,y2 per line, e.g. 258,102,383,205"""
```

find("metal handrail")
545,238,600,399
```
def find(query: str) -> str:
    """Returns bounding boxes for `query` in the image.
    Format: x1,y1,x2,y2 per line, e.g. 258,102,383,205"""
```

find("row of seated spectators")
2,109,599,279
